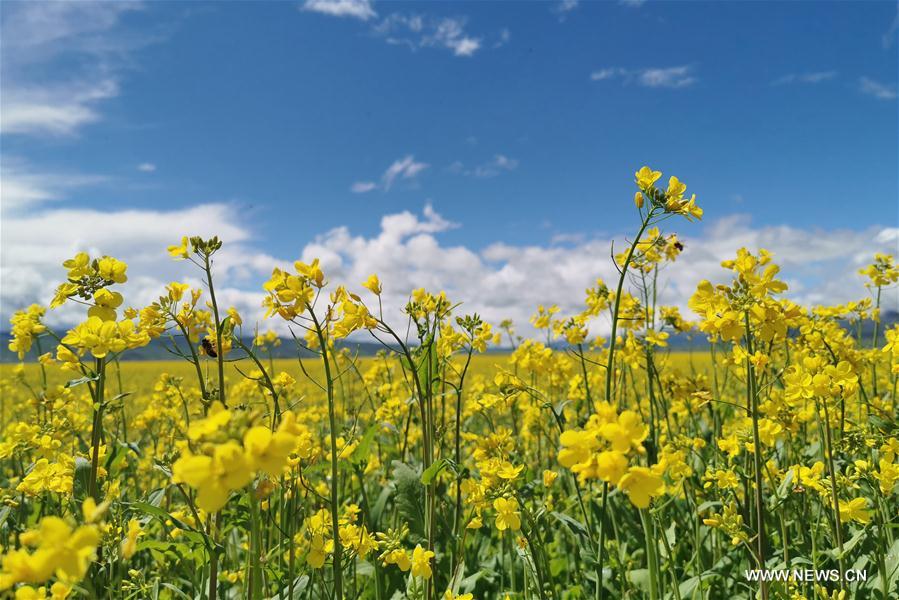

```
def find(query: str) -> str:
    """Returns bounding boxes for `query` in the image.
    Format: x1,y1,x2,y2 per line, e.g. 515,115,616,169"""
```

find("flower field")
2,168,898,600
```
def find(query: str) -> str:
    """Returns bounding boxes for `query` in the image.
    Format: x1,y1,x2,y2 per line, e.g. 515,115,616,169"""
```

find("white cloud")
620,0,646,7
883,7,898,49
859,77,897,100
0,202,278,329
4,204,895,340
0,2,145,137
638,66,696,88
137,163,157,173
493,28,511,48
383,155,428,188
455,154,519,178
373,14,481,57
326,212,897,337
351,181,378,193
590,68,622,81
589,65,697,88
302,0,376,21
352,155,429,192
1,158,108,212
554,0,579,21
772,71,837,85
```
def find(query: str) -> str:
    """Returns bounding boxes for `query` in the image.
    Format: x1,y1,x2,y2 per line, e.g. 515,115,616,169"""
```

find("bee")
201,337,218,358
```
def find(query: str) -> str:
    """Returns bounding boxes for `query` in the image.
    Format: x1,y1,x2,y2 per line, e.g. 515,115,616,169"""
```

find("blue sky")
1,0,898,330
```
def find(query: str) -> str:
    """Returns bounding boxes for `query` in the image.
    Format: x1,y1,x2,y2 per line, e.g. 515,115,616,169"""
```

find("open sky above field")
1,1,898,334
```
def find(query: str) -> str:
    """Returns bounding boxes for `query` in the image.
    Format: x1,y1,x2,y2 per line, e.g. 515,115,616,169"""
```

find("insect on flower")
201,337,218,357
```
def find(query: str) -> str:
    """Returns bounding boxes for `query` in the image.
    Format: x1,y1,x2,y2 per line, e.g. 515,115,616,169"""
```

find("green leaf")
627,568,651,593
370,483,393,528
695,500,721,513
550,510,590,538
132,501,174,522
420,458,448,485
350,424,379,465
775,468,794,500
390,461,424,537
459,569,487,594
145,488,167,508
73,456,91,502
66,375,98,388
866,537,899,592
160,583,192,599
132,501,197,535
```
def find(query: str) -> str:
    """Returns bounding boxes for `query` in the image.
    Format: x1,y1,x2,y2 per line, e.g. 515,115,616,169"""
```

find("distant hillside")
2,310,895,363
0,334,394,363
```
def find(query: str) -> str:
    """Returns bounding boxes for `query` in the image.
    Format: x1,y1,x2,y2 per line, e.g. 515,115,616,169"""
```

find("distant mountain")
0,334,395,363
1,310,895,363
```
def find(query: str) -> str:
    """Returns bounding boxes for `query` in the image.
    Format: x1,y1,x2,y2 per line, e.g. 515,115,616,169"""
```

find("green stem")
606,210,655,405
88,357,106,501
743,312,767,600
309,307,344,600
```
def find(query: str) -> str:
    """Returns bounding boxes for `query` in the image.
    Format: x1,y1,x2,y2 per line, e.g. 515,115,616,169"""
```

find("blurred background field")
0,351,712,400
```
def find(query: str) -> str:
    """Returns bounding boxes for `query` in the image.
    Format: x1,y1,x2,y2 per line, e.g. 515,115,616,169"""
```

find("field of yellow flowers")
2,168,898,600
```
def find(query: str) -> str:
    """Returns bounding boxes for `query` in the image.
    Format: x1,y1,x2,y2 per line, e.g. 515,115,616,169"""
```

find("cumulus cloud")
0,202,278,329
590,65,697,88
302,0,376,21
0,2,146,137
352,155,429,192
3,203,895,340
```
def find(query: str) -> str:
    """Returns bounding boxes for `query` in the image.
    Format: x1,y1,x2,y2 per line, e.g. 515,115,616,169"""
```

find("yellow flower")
362,273,382,295
596,450,628,484
665,176,687,201
618,466,665,508
542,469,558,487
599,411,647,453
62,252,91,279
635,166,662,191
187,402,232,441
838,498,870,524
88,288,123,322
96,256,128,283
121,519,143,559
243,417,298,478
0,517,100,589
410,545,434,579
14,583,71,599
645,330,669,347
167,282,190,302
493,497,521,531
168,237,190,259
875,459,899,495
172,442,253,512
306,534,332,568
81,498,110,524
